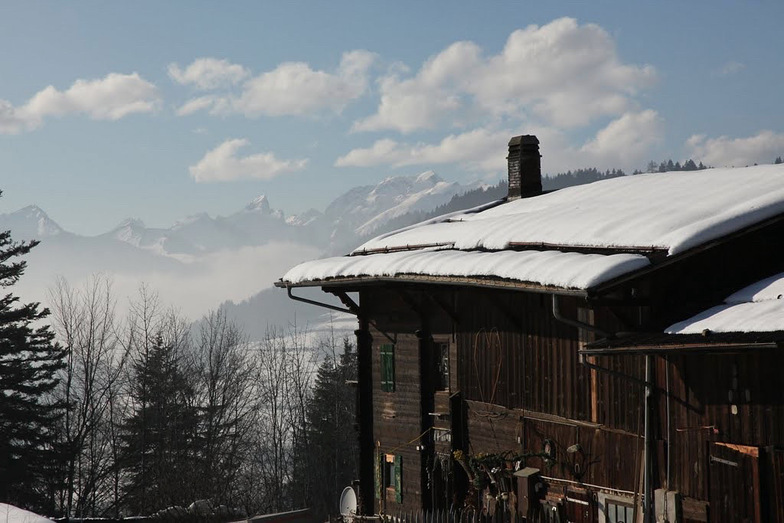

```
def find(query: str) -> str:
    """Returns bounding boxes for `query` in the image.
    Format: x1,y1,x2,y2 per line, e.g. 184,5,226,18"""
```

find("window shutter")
394,454,402,503
380,343,395,392
374,450,382,501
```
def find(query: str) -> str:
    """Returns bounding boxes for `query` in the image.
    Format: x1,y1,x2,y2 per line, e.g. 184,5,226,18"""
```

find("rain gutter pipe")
286,286,357,315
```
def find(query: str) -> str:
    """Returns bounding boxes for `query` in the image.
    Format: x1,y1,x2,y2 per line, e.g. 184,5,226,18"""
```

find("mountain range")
1,170,480,334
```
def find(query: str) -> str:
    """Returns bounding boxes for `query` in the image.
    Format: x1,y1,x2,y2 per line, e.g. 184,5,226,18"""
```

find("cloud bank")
0,73,159,134
176,50,376,117
353,18,656,134
686,131,784,167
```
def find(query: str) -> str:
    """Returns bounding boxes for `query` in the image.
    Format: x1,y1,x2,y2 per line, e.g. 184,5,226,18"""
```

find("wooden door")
708,442,761,523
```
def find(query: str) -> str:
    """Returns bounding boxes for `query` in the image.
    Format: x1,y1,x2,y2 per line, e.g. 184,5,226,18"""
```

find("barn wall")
357,281,784,519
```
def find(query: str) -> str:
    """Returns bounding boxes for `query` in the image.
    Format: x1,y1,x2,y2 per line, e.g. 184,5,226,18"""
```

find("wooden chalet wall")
360,286,650,513
653,349,784,520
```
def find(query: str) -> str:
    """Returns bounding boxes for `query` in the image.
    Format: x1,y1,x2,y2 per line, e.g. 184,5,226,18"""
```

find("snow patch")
0,503,52,523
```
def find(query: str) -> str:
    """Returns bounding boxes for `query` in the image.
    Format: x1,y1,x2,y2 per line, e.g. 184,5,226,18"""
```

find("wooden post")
357,319,375,516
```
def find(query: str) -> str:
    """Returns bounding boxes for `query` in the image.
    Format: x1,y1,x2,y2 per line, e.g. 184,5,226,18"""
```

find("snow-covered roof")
281,164,784,291
666,272,784,334
281,247,649,290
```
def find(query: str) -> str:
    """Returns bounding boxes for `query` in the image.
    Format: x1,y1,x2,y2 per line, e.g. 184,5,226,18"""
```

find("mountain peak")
4,205,64,238
116,217,146,230
415,170,441,185
246,195,271,213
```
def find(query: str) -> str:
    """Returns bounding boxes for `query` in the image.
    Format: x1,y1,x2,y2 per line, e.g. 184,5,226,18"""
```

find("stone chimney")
507,135,541,199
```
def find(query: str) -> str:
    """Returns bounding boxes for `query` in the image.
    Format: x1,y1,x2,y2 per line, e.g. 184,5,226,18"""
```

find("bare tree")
49,275,129,517
193,309,255,507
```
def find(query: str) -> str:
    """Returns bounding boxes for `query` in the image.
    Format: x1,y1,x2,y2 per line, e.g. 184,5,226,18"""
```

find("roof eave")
275,274,589,297
589,211,784,296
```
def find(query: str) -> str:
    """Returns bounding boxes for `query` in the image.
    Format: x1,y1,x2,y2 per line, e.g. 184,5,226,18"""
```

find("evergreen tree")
776,156,783,165
0,198,65,513
120,331,198,514
294,337,357,520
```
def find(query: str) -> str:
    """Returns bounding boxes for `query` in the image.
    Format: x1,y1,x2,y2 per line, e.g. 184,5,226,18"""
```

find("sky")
2,1,784,236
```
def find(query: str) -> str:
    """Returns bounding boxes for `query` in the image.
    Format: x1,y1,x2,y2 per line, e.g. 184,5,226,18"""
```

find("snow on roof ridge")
357,164,784,257
352,197,506,253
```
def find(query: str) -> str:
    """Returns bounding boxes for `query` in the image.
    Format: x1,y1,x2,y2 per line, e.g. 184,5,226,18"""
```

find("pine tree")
294,337,357,520
0,202,65,513
120,331,198,514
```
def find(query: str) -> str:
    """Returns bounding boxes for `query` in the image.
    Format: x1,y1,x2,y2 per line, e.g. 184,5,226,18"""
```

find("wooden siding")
353,244,784,520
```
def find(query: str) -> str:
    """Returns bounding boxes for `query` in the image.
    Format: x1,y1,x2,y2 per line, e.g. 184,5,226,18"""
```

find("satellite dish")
339,486,357,521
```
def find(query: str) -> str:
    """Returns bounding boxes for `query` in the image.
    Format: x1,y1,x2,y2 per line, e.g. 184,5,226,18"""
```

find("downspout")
551,294,655,521
551,294,609,338
644,354,654,523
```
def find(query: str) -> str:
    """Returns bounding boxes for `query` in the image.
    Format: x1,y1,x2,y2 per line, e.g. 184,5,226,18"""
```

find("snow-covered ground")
0,504,52,523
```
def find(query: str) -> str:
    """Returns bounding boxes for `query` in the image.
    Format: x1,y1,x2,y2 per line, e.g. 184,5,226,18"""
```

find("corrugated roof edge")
581,331,784,355
274,273,589,297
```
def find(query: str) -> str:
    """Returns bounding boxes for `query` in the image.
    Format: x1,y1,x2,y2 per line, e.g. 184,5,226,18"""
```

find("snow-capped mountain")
0,205,66,241
324,170,472,238
0,169,479,324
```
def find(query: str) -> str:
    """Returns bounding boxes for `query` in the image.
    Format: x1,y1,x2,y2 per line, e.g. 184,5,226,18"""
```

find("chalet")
276,135,784,523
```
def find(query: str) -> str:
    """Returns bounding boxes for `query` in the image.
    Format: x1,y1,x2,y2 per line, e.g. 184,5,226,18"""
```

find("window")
598,493,637,523
375,452,402,503
380,343,395,392
434,341,450,391
605,501,634,522
383,453,402,503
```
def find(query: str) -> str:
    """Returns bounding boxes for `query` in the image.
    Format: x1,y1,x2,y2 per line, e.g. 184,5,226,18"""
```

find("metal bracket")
287,287,356,315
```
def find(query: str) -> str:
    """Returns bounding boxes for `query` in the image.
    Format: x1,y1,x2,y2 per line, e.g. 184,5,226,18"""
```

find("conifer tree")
0,196,65,513
120,325,198,514
294,337,357,519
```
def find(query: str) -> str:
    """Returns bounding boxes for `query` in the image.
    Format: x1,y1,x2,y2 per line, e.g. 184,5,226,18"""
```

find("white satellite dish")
339,486,357,521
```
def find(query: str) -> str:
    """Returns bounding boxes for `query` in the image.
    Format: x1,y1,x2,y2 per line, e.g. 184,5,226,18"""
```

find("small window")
382,453,402,503
598,493,637,523
604,500,634,523
380,343,395,392
435,341,450,391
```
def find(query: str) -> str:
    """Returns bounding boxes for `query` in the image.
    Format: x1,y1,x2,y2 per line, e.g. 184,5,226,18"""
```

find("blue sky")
2,1,783,235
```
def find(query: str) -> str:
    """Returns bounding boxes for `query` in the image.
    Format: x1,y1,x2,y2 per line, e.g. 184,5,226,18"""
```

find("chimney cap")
508,135,539,147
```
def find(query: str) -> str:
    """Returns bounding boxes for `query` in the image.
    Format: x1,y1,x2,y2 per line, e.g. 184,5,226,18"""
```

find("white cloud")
190,138,308,182
337,110,663,175
353,18,656,133
0,73,159,134
715,61,746,77
168,58,250,89
578,110,664,169
352,42,477,133
178,96,217,116
179,50,377,118
686,131,784,167
336,128,510,171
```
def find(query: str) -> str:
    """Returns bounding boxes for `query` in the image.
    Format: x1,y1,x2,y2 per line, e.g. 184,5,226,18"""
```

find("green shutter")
394,455,402,503
374,450,382,501
380,343,395,392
